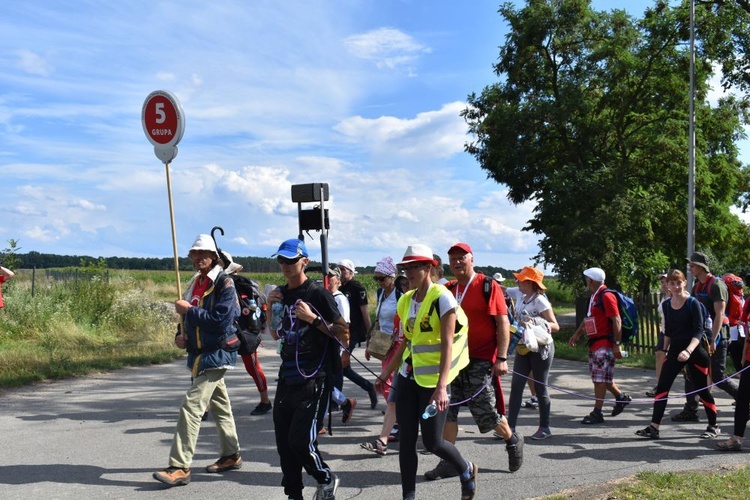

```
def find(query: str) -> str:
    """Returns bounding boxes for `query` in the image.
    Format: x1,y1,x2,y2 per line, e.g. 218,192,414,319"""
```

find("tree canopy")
464,0,750,292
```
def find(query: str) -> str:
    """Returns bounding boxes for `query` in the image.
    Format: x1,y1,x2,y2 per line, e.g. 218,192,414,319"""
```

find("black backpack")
221,273,267,355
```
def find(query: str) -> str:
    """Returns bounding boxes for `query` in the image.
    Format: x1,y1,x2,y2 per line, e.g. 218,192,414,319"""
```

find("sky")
1,0,747,272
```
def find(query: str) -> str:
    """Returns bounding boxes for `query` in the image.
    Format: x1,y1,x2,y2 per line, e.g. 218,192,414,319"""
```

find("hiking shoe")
342,398,357,424
671,409,699,422
506,432,524,472
360,438,388,456
424,459,459,481
700,425,721,439
250,402,272,416
582,410,605,424
313,474,339,500
460,461,478,500
612,393,632,416
645,387,657,398
530,427,552,440
153,466,191,486
368,387,379,409
523,396,539,409
635,425,660,439
716,438,743,451
206,452,242,473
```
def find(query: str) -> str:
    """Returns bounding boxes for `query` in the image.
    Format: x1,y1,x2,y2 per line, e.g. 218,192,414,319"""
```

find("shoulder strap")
482,276,492,304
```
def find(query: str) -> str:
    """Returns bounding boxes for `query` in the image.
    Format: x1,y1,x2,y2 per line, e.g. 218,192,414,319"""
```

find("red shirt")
588,286,618,351
190,276,210,306
448,274,508,362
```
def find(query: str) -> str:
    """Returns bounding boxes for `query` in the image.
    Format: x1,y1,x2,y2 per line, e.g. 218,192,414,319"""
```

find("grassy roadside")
545,464,750,499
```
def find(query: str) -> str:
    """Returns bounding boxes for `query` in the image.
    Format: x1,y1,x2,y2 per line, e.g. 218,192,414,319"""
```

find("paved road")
1,339,747,500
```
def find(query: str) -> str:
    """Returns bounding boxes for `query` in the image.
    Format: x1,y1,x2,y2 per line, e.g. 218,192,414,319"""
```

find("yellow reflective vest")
397,283,469,388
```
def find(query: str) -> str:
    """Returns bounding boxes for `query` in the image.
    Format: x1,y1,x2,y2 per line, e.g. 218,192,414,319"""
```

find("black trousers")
273,377,332,498
684,336,738,410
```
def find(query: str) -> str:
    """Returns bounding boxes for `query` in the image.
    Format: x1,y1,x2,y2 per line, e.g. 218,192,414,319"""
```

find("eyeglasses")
400,263,426,271
373,276,389,282
277,256,303,265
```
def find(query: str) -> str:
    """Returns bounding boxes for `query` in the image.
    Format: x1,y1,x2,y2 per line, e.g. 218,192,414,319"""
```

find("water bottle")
422,401,438,420
247,298,257,311
270,302,284,330
620,350,629,358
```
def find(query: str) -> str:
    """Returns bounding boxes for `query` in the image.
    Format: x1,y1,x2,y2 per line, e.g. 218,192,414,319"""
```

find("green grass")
545,465,750,499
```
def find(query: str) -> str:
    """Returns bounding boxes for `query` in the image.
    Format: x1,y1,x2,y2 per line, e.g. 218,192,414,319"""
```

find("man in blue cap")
266,238,350,500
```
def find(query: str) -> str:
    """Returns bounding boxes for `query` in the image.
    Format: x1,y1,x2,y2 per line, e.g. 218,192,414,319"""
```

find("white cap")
339,258,358,275
583,267,606,282
222,252,243,275
492,272,504,282
188,234,219,259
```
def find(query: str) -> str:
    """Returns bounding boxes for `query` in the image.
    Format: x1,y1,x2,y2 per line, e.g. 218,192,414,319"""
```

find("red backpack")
722,274,745,326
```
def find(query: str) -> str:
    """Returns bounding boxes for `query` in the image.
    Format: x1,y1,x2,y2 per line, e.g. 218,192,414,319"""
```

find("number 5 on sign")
141,90,186,339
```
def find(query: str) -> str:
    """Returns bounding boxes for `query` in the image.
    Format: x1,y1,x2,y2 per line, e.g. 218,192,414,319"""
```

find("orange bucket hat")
512,266,547,290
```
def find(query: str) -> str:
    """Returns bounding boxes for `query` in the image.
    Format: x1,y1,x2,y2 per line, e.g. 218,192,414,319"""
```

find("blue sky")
1,1,747,271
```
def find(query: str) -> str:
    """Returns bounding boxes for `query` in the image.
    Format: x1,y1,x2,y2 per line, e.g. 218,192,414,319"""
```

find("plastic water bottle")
270,302,284,330
620,350,629,358
422,401,438,420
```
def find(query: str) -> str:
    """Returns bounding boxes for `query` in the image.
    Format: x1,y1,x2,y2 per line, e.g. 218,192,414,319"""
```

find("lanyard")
587,285,606,317
453,272,477,306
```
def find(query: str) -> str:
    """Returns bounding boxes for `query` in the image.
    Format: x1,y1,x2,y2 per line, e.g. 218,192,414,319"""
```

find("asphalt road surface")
1,339,747,500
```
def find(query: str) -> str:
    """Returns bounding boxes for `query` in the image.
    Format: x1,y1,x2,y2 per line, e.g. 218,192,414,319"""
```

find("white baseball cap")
583,267,606,282
339,258,358,274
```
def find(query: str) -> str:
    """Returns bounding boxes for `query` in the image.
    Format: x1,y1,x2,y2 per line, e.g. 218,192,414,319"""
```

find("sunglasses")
373,276,390,282
277,256,303,265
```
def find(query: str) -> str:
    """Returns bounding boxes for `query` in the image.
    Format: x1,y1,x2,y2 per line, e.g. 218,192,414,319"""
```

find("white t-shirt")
505,287,552,321
332,290,350,324
377,289,398,335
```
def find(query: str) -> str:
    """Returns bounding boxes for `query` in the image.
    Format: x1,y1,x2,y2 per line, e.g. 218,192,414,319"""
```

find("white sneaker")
314,475,339,500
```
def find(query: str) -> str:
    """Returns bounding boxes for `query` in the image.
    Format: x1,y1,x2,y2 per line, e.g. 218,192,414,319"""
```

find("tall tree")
464,0,750,292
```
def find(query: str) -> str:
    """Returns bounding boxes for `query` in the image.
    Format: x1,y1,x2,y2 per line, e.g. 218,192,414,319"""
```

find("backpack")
598,289,639,344
721,274,745,326
446,275,516,327
221,274,267,355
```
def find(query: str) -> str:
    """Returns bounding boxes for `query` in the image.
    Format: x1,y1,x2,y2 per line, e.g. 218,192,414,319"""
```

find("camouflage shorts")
447,359,502,433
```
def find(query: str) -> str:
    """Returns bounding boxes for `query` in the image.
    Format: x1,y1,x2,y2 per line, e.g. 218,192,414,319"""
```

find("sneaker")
153,466,191,487
342,398,357,424
635,425,660,439
387,424,400,443
582,410,605,424
506,432,524,472
523,396,539,409
700,425,721,439
368,387,379,409
205,452,242,473
313,475,339,500
645,387,657,398
671,409,699,422
250,402,272,416
530,427,552,440
612,393,632,416
716,438,743,451
403,493,415,500
424,459,459,481
460,461,478,500
360,438,387,456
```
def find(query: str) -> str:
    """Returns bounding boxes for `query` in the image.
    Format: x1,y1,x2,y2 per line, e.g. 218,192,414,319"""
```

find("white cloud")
344,27,431,72
16,49,53,77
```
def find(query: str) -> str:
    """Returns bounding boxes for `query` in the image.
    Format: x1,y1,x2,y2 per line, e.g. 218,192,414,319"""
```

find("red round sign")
142,90,185,148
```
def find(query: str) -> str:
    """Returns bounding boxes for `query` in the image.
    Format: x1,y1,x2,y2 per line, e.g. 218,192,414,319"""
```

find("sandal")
635,425,660,439
581,411,604,425
360,439,387,456
715,438,742,451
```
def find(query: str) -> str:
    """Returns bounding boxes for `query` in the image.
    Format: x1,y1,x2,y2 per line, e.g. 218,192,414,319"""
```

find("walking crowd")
149,235,750,500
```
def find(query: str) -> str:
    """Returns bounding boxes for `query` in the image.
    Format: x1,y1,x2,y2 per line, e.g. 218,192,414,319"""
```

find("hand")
267,288,283,304
174,334,187,349
493,359,508,376
568,335,578,347
677,349,691,362
613,344,623,359
341,351,351,368
294,301,316,323
374,373,388,394
430,385,450,412
364,348,371,361
174,300,191,315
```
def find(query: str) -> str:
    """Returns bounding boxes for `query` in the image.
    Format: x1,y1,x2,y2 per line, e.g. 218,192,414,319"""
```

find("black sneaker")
506,432,524,472
671,409,699,422
368,387,379,409
612,393,632,416
424,459,459,481
342,398,357,424
250,402,272,416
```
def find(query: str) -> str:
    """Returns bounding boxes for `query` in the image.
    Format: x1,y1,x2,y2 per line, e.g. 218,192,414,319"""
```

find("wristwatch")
311,316,323,328
615,341,622,346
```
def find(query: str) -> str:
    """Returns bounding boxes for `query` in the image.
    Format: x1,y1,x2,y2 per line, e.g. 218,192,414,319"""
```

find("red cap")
448,242,473,255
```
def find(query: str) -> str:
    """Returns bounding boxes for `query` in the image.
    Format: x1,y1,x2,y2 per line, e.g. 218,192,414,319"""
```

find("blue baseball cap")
272,238,309,259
